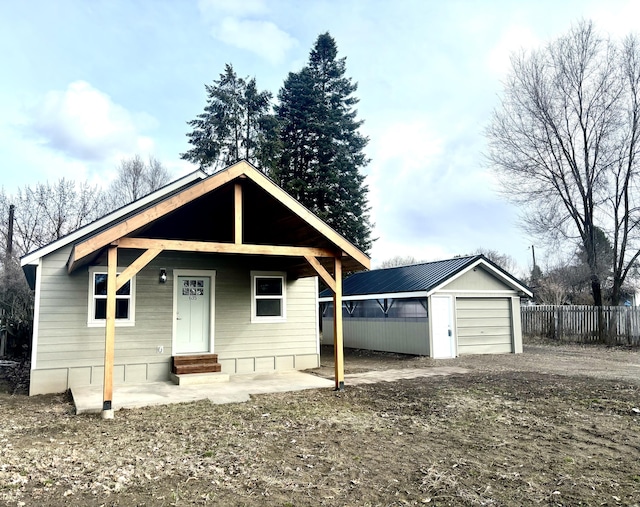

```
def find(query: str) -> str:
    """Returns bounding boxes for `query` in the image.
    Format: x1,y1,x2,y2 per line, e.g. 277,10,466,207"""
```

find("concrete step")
169,371,230,386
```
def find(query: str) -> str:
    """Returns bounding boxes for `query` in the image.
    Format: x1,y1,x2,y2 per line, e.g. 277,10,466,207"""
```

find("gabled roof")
320,255,532,300
22,160,370,285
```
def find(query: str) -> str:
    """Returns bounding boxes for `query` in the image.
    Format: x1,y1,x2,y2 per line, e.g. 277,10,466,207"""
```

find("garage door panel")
457,326,512,338
456,309,510,319
458,343,512,354
456,297,513,355
458,331,511,343
457,298,509,309
458,317,511,332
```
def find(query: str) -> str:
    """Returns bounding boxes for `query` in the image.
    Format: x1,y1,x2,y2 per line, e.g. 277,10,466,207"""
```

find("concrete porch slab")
71,371,335,415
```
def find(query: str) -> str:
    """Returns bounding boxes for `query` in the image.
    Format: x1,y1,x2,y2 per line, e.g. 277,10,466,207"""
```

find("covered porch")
65,161,369,418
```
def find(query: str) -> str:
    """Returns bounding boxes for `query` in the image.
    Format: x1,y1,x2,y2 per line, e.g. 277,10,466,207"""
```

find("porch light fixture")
159,269,167,284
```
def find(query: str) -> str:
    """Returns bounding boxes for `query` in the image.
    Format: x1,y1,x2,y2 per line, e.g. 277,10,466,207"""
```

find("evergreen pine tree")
182,64,273,173
274,33,373,252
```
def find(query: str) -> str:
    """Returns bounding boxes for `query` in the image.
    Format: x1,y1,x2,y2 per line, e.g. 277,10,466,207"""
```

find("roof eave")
20,169,207,267
425,257,533,297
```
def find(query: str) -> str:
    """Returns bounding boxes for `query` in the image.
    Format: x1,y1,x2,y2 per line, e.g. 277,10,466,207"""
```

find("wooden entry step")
172,354,221,375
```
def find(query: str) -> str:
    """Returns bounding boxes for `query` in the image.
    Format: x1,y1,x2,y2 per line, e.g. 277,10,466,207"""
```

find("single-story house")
320,255,532,357
21,160,369,410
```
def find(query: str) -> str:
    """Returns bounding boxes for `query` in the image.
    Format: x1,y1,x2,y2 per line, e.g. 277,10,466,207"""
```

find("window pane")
94,274,107,296
256,299,281,317
116,280,130,296
95,299,106,319
116,299,129,319
256,278,282,296
94,274,130,296
94,299,129,320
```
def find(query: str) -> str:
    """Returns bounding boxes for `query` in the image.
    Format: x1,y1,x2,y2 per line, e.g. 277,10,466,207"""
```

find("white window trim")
87,266,136,327
251,271,286,323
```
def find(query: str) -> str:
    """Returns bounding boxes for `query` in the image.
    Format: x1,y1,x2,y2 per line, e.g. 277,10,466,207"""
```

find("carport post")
333,256,344,390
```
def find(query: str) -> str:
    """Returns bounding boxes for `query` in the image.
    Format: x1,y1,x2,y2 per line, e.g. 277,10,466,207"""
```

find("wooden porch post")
102,245,117,419
333,255,344,390
234,182,242,245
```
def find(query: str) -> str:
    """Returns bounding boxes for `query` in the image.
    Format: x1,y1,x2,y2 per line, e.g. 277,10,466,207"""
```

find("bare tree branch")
487,21,640,305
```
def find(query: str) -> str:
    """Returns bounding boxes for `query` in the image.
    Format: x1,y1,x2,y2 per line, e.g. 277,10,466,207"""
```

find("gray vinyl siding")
456,298,513,354
442,266,514,291
30,248,319,395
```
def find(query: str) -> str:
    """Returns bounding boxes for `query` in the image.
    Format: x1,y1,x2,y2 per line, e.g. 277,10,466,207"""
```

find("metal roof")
320,254,532,298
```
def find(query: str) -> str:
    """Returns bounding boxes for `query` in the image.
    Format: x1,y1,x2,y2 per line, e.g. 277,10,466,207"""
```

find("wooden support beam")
115,237,335,259
115,248,162,291
333,255,344,391
304,255,336,292
234,182,242,245
102,245,117,420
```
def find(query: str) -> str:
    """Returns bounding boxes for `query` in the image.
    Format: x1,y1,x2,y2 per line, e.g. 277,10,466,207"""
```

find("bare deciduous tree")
107,155,171,209
487,20,640,306
0,179,106,356
378,255,419,269
472,248,519,275
145,156,171,193
0,179,106,258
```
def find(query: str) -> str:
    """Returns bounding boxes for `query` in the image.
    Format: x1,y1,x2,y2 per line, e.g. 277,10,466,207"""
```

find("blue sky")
1,0,638,274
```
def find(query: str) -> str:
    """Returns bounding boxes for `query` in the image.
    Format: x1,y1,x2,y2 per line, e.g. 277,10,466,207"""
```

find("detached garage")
320,255,532,357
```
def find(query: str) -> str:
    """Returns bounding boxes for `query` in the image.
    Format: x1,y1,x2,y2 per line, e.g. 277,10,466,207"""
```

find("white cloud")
197,0,296,64
487,24,541,77
368,119,444,215
198,0,267,17
587,0,640,37
363,116,524,269
30,81,155,161
213,17,296,65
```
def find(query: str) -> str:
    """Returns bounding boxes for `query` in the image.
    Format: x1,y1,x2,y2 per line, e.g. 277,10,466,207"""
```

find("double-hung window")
88,267,136,327
251,272,286,322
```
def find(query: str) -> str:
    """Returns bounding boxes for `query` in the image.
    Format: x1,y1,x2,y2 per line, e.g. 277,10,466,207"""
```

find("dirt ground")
1,340,640,506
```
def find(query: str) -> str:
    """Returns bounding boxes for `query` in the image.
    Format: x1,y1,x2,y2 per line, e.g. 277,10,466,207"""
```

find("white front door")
175,275,212,354
431,295,455,358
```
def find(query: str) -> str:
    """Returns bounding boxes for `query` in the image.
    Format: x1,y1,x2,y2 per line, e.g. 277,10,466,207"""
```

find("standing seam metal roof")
321,255,483,298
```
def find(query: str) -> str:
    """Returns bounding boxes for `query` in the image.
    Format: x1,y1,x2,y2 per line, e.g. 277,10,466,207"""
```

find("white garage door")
456,298,513,354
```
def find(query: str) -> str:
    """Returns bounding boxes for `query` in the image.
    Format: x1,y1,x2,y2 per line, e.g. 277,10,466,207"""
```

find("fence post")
625,308,631,345
0,308,5,357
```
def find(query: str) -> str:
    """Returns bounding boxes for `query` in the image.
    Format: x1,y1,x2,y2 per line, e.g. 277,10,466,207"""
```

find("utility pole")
7,204,14,259
531,244,536,272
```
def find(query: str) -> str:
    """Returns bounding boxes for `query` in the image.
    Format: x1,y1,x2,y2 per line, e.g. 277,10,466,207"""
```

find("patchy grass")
1,344,640,506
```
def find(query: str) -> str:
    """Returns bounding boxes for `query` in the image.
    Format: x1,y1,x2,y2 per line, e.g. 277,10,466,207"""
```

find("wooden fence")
521,305,640,345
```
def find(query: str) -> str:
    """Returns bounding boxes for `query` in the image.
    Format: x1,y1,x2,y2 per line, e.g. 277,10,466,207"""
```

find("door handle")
176,317,182,320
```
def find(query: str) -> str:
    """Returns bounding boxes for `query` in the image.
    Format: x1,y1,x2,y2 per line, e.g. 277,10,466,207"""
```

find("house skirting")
29,352,320,395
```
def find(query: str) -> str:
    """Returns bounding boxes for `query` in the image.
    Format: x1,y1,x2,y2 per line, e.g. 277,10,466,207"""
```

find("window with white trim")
251,272,286,322
88,267,136,327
